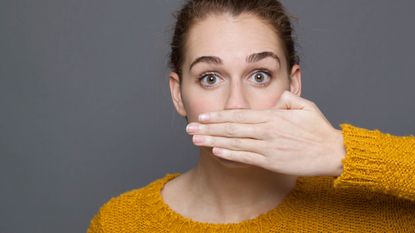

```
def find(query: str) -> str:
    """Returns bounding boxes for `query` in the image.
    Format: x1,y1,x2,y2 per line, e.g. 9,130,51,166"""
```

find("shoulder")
87,173,181,232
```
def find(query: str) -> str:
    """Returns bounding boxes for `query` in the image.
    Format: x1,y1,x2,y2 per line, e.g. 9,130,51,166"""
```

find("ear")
289,64,302,96
169,72,187,117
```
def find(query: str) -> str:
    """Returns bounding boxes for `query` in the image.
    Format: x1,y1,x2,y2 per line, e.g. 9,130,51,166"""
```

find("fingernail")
199,114,209,121
213,147,223,155
186,123,199,133
193,135,204,144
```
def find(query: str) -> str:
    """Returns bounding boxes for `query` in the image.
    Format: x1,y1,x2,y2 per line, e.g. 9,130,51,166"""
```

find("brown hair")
169,0,300,79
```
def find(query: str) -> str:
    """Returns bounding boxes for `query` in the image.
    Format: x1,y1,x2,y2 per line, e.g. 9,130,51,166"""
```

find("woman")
87,0,415,232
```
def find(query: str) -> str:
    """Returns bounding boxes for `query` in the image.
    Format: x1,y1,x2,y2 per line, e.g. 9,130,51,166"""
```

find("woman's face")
170,13,301,123
170,13,301,168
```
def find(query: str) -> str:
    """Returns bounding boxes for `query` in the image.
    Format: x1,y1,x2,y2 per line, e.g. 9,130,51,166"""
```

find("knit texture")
335,123,415,201
87,124,415,232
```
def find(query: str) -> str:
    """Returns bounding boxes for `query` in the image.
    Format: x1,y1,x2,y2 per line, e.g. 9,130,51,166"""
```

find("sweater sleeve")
333,123,415,201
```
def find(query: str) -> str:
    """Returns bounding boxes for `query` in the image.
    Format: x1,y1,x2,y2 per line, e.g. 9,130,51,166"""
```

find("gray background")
1,0,414,232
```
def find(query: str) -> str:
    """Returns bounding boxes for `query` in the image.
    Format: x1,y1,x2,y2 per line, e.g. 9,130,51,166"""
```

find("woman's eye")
249,71,271,86
198,73,221,87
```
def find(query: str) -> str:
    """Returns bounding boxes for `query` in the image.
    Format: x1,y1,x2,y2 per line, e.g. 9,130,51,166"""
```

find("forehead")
185,13,285,66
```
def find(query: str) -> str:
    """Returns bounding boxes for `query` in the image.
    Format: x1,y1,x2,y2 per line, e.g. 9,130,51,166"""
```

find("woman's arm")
334,124,415,201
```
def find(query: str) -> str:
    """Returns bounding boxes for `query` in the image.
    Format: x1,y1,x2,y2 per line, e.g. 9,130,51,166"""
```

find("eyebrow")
188,51,281,71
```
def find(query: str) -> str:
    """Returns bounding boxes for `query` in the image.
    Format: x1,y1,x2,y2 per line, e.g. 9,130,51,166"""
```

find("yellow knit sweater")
87,124,415,232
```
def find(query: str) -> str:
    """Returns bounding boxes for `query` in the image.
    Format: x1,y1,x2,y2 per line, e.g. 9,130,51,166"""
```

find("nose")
223,81,249,110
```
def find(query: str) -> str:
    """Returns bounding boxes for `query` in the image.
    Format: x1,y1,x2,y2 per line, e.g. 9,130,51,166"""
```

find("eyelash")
197,69,273,88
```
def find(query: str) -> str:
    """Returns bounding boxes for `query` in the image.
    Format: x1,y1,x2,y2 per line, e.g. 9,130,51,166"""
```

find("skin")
165,12,345,223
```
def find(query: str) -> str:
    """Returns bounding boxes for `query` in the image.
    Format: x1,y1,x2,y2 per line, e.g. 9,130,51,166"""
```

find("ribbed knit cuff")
333,123,388,191
334,123,415,201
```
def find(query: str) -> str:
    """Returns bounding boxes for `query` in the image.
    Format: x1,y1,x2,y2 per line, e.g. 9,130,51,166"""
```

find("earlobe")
169,72,187,117
289,64,302,96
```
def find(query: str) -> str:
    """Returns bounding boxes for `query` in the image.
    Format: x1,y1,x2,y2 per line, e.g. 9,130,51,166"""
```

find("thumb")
274,90,316,110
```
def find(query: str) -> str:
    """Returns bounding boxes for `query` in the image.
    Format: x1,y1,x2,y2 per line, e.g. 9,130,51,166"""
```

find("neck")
186,147,297,220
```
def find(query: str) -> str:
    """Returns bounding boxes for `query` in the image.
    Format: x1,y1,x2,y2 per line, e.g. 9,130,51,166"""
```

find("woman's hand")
185,91,346,177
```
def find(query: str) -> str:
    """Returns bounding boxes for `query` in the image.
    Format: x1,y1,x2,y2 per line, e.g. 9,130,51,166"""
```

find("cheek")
181,88,224,123
249,90,283,110
249,79,289,110
187,100,216,122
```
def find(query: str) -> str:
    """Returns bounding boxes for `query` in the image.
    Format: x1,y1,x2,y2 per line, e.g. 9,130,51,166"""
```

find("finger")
198,109,270,124
274,90,316,111
212,147,267,167
192,135,266,154
187,122,267,140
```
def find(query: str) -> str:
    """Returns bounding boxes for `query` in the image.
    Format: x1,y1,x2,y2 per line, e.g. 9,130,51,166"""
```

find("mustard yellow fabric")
87,124,415,232
334,124,415,201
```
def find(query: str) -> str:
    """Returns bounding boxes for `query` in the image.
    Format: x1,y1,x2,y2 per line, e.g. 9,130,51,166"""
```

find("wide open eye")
198,72,222,88
249,71,272,86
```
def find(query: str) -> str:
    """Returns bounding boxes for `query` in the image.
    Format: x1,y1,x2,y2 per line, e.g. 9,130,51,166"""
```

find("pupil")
208,75,215,84
255,73,264,82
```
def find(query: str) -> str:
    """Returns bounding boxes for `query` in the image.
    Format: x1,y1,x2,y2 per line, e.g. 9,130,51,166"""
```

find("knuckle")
233,111,244,122
240,154,254,164
225,124,236,136
232,138,242,148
